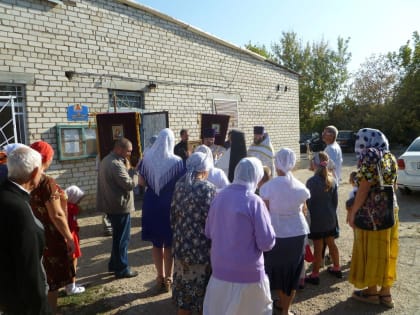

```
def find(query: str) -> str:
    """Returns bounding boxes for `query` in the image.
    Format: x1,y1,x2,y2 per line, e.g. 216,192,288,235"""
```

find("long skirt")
172,260,211,312
203,275,272,315
349,212,399,288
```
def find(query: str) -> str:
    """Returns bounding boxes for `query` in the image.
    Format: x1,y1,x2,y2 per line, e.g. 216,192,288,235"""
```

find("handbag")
354,158,395,231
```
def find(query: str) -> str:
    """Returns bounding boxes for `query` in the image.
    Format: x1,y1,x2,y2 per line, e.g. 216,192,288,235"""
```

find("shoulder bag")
354,158,395,231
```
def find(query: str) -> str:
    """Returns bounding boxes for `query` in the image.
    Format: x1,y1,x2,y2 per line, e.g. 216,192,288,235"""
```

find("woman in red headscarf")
30,140,76,314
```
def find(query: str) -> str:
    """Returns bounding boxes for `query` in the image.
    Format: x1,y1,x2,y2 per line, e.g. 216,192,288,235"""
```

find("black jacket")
0,180,51,315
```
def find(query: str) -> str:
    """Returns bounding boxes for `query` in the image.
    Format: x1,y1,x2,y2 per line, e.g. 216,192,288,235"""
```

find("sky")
133,0,419,73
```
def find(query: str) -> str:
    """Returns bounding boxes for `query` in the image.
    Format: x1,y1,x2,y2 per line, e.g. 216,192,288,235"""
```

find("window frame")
56,124,97,161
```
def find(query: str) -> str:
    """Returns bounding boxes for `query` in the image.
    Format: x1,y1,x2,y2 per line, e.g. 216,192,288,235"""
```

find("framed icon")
112,125,124,140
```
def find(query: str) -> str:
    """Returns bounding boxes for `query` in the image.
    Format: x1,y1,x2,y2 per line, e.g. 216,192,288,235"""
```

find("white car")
397,136,420,193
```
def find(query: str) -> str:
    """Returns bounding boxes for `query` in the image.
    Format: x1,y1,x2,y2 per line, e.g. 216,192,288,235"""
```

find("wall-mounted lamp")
284,85,288,92
65,71,76,81
276,84,281,92
147,82,157,91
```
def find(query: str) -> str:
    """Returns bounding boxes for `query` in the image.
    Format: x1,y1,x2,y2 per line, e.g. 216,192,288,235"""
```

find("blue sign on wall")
67,104,89,121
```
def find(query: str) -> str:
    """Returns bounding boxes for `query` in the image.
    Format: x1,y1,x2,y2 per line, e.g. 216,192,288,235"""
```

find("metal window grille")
0,85,27,147
108,89,144,112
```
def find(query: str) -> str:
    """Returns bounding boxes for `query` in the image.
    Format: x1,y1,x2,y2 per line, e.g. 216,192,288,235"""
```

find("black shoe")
115,269,138,279
327,267,343,278
305,275,320,285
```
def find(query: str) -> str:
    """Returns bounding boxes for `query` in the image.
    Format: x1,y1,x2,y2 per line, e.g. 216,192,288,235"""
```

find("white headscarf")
274,148,296,176
141,128,183,195
185,152,211,185
65,185,84,204
233,157,263,193
355,128,389,160
194,145,214,168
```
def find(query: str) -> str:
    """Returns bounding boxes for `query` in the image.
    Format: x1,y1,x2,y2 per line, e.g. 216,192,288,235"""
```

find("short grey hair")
7,147,42,182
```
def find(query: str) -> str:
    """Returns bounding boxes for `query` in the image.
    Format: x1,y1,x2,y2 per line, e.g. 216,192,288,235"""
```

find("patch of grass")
58,285,117,315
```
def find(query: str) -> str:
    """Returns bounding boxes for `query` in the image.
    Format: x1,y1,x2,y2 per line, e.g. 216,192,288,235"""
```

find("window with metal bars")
108,89,144,112
0,85,27,147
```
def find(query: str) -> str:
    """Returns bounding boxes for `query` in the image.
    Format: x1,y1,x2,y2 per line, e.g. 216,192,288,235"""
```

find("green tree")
271,32,351,131
244,41,276,60
388,31,420,144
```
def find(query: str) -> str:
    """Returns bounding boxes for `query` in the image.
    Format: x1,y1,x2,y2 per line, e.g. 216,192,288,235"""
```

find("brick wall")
0,0,300,210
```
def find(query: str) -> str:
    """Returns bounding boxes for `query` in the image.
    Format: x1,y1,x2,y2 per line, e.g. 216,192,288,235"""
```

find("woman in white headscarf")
194,144,229,191
138,128,186,292
170,152,216,315
203,157,275,315
259,148,310,314
348,128,398,308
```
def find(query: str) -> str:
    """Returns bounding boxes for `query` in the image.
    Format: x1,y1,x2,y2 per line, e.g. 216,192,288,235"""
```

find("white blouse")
259,175,310,238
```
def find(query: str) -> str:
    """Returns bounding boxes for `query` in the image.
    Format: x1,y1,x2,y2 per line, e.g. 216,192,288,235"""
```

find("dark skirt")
264,235,305,295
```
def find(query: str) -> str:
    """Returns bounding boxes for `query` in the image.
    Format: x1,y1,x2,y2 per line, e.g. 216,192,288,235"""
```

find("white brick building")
0,0,300,209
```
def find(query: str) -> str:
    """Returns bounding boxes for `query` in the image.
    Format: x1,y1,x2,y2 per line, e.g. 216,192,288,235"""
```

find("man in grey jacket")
97,137,138,278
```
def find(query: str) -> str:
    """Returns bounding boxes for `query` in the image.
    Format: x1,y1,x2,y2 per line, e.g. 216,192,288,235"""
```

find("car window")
407,138,420,152
338,131,353,138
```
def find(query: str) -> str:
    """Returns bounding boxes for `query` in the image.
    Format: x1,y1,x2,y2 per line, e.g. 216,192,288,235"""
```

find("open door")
96,112,141,167
140,111,169,150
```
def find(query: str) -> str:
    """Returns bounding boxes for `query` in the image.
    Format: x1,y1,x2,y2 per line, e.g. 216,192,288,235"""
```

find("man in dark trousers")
174,128,190,162
0,146,51,314
97,137,138,278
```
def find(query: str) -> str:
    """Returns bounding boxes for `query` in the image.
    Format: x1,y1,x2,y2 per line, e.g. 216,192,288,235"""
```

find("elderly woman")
30,141,75,314
203,157,275,315
259,148,310,315
348,128,398,308
170,152,216,315
138,128,186,291
194,144,229,190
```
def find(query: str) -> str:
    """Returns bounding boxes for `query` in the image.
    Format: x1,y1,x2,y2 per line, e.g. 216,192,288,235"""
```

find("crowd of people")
0,125,400,315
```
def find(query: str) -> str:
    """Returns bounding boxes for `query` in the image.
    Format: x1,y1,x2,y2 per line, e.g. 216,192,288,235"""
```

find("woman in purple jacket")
203,157,276,315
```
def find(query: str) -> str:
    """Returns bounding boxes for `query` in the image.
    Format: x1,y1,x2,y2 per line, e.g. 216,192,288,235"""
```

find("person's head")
322,125,338,144
354,128,389,160
113,137,133,159
349,171,357,186
311,151,334,191
7,146,42,190
194,144,214,167
186,151,211,182
275,148,296,176
233,157,264,193
202,128,216,147
65,185,85,204
180,129,189,142
30,140,54,171
253,126,265,145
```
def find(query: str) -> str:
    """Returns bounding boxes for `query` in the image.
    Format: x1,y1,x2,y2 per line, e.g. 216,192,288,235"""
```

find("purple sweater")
205,184,275,283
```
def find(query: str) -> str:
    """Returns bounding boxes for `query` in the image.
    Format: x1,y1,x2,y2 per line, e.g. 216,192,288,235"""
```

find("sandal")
304,275,320,285
351,290,380,304
164,277,172,292
155,275,164,290
379,295,394,308
327,266,343,279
